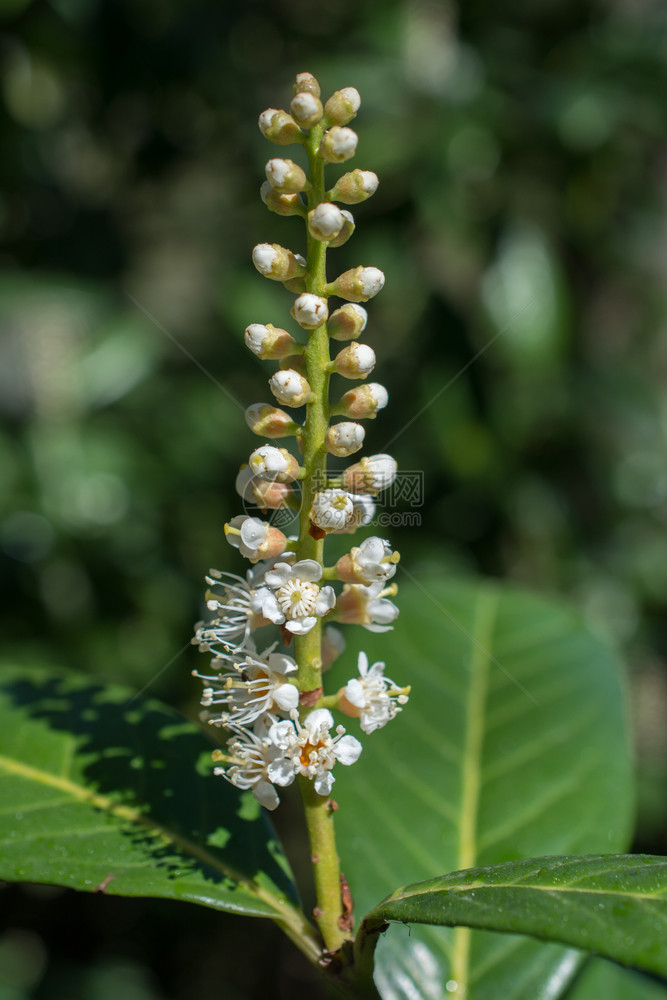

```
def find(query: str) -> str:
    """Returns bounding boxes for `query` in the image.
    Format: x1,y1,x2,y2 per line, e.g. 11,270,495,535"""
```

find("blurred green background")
1,0,666,997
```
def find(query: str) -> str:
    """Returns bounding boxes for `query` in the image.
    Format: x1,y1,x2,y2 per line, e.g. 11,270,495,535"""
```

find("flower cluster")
193,72,409,811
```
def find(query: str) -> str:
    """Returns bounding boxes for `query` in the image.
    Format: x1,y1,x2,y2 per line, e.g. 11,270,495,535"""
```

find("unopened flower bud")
249,445,301,483
245,403,300,438
258,109,304,145
294,72,321,98
334,382,388,418
329,266,385,302
244,322,298,360
322,625,345,670
328,303,368,341
333,341,376,379
235,465,293,509
291,293,329,330
342,454,397,495
265,158,307,194
335,494,375,533
310,489,355,532
252,243,306,282
323,87,361,126
326,421,365,457
318,126,358,163
329,169,379,204
269,369,311,407
328,210,355,248
260,182,304,217
307,202,346,241
290,92,323,129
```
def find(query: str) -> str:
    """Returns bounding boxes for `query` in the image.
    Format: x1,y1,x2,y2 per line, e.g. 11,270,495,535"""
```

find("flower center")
299,739,326,768
276,578,320,618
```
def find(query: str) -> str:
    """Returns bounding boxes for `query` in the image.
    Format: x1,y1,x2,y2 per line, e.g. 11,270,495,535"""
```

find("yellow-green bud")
245,403,301,438
328,210,355,248
252,243,306,282
318,126,358,163
244,323,298,360
327,303,368,341
258,108,304,145
307,202,346,242
260,182,304,217
334,382,388,419
328,169,379,204
333,341,376,379
294,71,321,98
325,421,366,457
323,87,361,126
290,92,323,129
265,158,307,194
328,265,384,302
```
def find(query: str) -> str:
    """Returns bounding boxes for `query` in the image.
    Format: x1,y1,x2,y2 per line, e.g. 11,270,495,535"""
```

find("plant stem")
293,123,349,954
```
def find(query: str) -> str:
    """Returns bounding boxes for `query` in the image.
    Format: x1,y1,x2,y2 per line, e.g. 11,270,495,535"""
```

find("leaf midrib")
451,588,498,989
0,751,287,916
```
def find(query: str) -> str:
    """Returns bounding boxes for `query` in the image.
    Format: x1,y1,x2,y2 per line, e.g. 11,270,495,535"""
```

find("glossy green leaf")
568,958,667,1000
0,666,318,959
332,576,634,1000
363,855,667,976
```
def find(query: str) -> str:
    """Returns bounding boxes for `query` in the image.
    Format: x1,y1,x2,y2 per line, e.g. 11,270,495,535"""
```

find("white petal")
314,771,335,796
267,758,297,787
315,586,336,615
304,708,334,731
284,616,317,634
274,682,299,712
241,518,268,547
334,734,363,765
357,651,370,677
259,594,285,625
264,562,294,588
268,720,295,749
344,678,366,708
369,598,399,624
266,652,297,676
290,559,322,582
253,780,280,811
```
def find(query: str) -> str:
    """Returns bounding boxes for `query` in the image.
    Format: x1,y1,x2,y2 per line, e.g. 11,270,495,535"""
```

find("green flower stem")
292,123,348,955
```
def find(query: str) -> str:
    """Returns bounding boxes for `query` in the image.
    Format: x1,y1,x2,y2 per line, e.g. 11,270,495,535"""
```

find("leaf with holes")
0,666,319,960
360,855,667,977
331,576,634,1000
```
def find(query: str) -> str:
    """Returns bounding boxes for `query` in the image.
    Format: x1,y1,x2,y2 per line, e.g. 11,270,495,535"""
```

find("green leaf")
0,666,318,959
568,958,667,1000
332,576,634,1000
363,855,667,977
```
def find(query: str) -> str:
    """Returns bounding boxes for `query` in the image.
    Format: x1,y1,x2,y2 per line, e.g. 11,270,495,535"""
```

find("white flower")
267,708,362,796
336,536,399,585
265,158,306,193
254,559,336,635
224,515,286,563
334,493,376,534
192,563,272,653
269,369,311,407
334,581,399,632
319,126,358,163
291,293,329,330
343,652,410,734
196,644,299,728
310,489,355,532
212,719,283,811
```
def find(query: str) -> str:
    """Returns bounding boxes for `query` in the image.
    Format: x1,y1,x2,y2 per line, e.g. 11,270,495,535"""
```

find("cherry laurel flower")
335,536,399,585
212,719,283,811
334,493,376,534
254,559,336,635
195,645,299,728
342,651,410,734
224,515,286,563
192,562,278,653
267,708,362,796
334,581,399,631
310,489,355,532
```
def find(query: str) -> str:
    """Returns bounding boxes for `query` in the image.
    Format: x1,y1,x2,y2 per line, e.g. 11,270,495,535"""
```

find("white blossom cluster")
193,72,409,810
